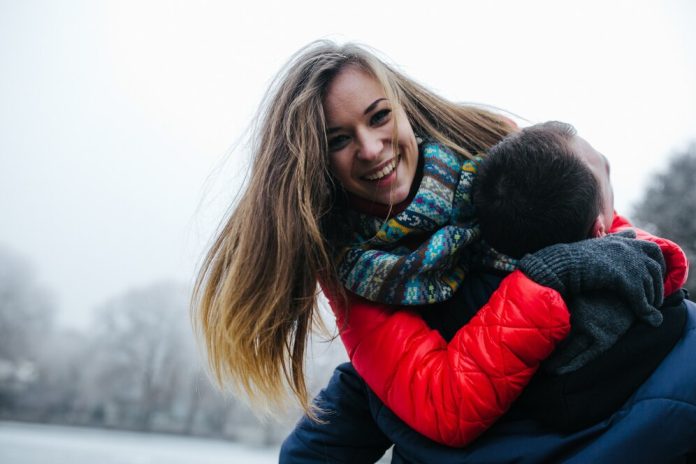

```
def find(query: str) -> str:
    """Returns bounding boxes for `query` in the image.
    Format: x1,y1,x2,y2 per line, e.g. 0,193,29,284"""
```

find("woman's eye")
328,134,350,152
370,109,391,126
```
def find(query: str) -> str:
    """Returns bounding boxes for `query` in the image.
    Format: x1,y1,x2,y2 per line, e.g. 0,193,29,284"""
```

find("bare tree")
0,246,55,413
76,282,196,430
633,143,696,294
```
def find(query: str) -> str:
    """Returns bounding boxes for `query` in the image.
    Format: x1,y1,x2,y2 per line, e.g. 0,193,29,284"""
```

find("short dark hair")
473,121,600,259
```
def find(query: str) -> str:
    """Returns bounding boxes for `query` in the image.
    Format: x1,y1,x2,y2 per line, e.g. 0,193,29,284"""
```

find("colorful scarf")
335,141,517,305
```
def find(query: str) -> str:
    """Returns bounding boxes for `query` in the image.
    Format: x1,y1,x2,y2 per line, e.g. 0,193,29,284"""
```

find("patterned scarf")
335,141,516,305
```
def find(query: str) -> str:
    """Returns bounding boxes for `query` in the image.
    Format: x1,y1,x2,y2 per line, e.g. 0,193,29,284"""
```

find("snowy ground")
0,421,279,464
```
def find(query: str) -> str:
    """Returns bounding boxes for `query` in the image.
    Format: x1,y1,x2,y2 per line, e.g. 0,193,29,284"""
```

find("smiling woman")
323,66,419,206
192,40,524,417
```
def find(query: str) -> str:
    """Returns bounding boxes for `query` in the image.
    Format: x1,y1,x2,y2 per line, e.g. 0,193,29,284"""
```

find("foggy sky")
1,0,695,328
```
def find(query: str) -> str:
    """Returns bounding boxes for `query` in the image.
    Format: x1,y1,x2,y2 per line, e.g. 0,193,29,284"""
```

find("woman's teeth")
364,157,398,181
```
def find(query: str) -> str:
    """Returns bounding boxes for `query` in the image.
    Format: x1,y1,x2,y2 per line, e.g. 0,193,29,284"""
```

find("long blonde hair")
193,40,514,415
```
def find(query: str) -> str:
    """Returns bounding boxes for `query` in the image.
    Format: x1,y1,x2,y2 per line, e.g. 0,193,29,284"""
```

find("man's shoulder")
671,297,696,350
675,298,696,367
684,298,696,331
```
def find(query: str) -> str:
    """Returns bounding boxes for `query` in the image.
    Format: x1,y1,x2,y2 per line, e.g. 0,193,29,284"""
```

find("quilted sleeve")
328,270,570,446
609,213,689,296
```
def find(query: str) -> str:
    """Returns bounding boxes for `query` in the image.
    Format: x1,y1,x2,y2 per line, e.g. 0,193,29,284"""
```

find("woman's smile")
361,155,399,182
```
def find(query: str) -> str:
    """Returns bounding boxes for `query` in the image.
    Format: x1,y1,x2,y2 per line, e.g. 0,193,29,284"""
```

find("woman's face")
323,66,419,206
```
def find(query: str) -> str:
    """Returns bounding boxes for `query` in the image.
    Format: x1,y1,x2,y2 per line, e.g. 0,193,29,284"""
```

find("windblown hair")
192,40,515,416
473,121,601,259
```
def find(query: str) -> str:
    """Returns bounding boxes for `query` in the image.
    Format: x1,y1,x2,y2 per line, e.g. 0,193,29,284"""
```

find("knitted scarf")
335,141,516,305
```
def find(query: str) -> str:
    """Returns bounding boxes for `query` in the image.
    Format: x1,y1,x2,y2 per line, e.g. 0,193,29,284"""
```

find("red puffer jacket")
610,215,688,296
326,214,689,447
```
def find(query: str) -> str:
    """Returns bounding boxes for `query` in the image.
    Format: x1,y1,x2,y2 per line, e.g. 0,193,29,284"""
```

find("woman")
193,41,673,446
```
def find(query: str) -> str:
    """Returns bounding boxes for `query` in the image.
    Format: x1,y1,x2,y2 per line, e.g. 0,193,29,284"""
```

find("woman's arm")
328,270,571,446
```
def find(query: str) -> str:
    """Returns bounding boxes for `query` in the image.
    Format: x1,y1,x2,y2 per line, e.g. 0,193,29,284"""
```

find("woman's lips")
362,155,400,181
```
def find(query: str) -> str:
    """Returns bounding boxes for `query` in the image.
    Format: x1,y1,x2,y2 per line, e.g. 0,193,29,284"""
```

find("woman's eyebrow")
363,98,386,115
326,98,387,134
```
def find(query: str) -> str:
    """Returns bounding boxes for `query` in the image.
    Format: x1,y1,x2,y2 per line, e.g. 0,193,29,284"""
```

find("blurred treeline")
633,143,696,296
0,250,346,446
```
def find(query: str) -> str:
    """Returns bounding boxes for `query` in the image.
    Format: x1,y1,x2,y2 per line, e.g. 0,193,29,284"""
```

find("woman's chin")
388,188,411,205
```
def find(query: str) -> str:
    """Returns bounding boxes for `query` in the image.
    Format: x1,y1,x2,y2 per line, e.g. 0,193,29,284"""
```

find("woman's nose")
356,132,384,161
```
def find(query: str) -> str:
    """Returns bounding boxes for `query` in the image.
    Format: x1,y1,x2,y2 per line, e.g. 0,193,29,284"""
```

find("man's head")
473,121,614,259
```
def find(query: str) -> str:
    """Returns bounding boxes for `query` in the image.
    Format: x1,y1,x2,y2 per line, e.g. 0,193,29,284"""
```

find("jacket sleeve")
609,213,689,296
327,270,570,446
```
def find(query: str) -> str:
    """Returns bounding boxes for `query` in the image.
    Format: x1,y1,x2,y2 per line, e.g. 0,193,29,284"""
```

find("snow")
0,421,279,464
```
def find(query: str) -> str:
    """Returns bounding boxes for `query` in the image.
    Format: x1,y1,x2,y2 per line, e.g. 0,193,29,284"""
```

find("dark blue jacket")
281,290,696,463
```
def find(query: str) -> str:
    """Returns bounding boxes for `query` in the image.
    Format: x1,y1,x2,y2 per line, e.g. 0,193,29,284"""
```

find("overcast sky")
1,0,695,329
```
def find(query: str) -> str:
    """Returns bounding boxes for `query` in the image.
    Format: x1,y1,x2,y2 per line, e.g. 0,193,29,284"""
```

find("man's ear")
590,216,608,238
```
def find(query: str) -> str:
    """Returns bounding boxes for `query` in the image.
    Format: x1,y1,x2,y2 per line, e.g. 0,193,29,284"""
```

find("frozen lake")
0,421,279,464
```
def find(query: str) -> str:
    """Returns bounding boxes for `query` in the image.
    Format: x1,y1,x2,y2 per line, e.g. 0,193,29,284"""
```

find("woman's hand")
519,230,666,327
